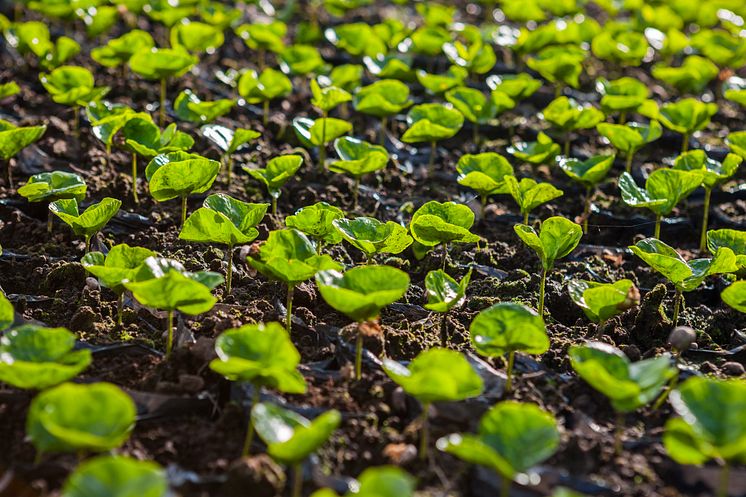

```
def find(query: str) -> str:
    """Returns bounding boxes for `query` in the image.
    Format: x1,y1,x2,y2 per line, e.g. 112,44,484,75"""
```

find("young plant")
309,79,352,167
618,169,703,239
486,73,542,102
180,194,268,293
235,21,287,68
49,197,121,252
652,55,719,95
443,25,496,76
86,102,147,168
201,125,261,185
597,121,662,172
6,21,80,70
656,98,718,152
673,151,743,251
238,68,293,126
409,201,480,263
596,77,649,123
145,151,220,226
353,79,412,144
629,238,738,326
504,176,563,225
664,377,746,497
506,132,561,166
286,202,345,252
252,402,341,497
316,265,410,379
425,268,472,346
125,267,219,357
292,116,352,169
591,29,648,66
438,401,560,497
17,171,87,232
0,325,91,390
279,44,329,76
170,21,224,54
567,279,639,330
570,342,676,455
329,137,388,209
727,131,746,159
173,89,235,124
556,154,615,233
382,348,483,458
708,229,746,271
91,29,155,69
27,382,136,457
210,323,307,456
250,229,342,332
61,456,167,497
0,119,46,188
526,45,586,96
333,217,413,263
402,103,464,171
416,66,468,96
39,65,109,135
0,292,11,331
128,48,198,126
456,153,514,216
514,216,583,316
541,97,604,155
722,280,746,312
445,86,500,143
81,243,156,326
310,466,415,497
244,154,303,215
469,302,549,392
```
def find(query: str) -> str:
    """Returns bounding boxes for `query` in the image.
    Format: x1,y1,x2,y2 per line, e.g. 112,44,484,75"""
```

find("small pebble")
668,326,696,352
721,361,745,376
85,277,100,291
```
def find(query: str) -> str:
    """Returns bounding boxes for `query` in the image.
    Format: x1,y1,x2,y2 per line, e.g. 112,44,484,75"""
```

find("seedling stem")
681,133,689,153
505,350,515,393
286,284,294,333
440,312,448,347
180,195,187,227
672,289,682,326
292,463,303,497
166,309,174,358
500,477,511,497
319,111,327,169
538,268,548,316
131,154,139,203
625,153,634,173
226,244,234,294
582,187,592,234
159,77,167,127
614,412,623,455
117,293,124,326
47,209,54,233
355,325,363,380
699,187,712,253
718,463,730,497
263,100,269,127
241,386,260,456
419,402,430,460
380,117,387,145
429,141,436,172
353,177,360,210
654,214,661,239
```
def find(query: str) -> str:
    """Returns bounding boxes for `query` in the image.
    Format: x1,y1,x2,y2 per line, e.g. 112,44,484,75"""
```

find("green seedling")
409,201,480,263
235,21,287,68
591,29,648,66
49,197,121,252
201,124,261,185
673,151,743,251
618,169,703,239
210,322,307,456
86,102,145,168
333,217,413,263
129,47,198,126
18,171,86,232
39,65,109,135
173,89,234,124
252,402,341,497
655,98,718,152
82,243,156,326
486,73,542,102
383,348,483,459
526,45,586,96
238,68,293,126
445,87,502,143
724,88,746,108
504,176,563,225
722,280,746,312
416,66,468,96
286,202,345,252
61,455,167,497
353,79,413,144
310,466,415,497
6,20,80,70
597,121,662,172
438,401,560,497
567,279,639,329
514,216,582,316
707,229,746,271
507,132,561,166
27,382,136,457
469,302,548,392
456,153,514,216
279,44,329,76
316,265,409,379
0,119,46,188
0,82,20,99
250,229,342,332
409,25,451,56
726,131,746,159
629,238,738,326
244,154,303,215
324,63,364,92
292,117,352,168
91,29,155,68
425,268,472,346
0,292,11,331
329,137,388,208
170,21,224,54
652,55,719,95
690,28,746,69
570,342,676,455
364,54,414,81
325,22,386,58
402,103,464,170
541,97,605,155
180,193,268,293
0,325,91,390
309,79,352,167
596,77,649,122
664,377,746,497
556,154,615,232
201,2,242,29
442,25,496,76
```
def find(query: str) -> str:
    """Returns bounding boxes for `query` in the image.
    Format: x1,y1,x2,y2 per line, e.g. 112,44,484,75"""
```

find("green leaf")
382,348,484,404
424,268,471,313
123,118,194,159
61,455,167,497
180,193,267,246
132,257,223,291
310,79,352,113
673,150,742,189
591,30,648,66
125,269,217,314
722,280,746,313
333,217,413,257
652,55,719,94
81,243,156,293
49,197,121,239
725,89,746,108
0,292,12,330
292,117,352,147
325,22,386,58
726,131,746,159
170,21,224,54
210,322,307,393
526,46,585,89
27,382,136,454
145,151,220,202
437,401,559,479
0,121,46,160
514,216,582,270
506,132,561,165
279,44,329,76
201,125,261,155
505,176,563,217
91,30,155,68
445,86,498,124
173,90,234,124
238,68,293,103
415,66,468,95
0,325,91,390
235,21,287,53
252,402,341,465
469,302,548,357
0,81,20,99
567,279,639,323
286,202,345,245
596,77,649,114
456,152,514,198
410,201,479,247
128,48,197,80
18,171,86,203
556,154,615,188
244,154,303,199
402,103,464,143
541,97,604,132
619,169,703,216
707,229,746,269
329,137,388,178
656,98,718,135
353,80,412,118
597,121,662,155
487,74,542,101
39,65,108,106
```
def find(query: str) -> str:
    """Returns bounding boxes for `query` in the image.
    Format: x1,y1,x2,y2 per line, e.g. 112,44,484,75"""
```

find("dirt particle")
721,361,745,376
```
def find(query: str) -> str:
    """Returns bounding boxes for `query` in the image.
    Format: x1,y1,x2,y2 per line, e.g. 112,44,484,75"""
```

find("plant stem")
419,402,430,460
441,243,448,270
380,117,387,145
654,214,661,239
292,463,303,497
105,143,111,171
72,105,80,138
614,412,624,456
286,284,294,333
263,100,269,127
500,477,511,497
180,195,187,227
473,123,479,146
681,133,689,153
619,111,627,125
538,268,548,317
319,111,327,169
226,244,234,294
47,208,54,233
440,312,448,347
117,293,124,326
271,196,277,215
355,325,363,381
159,77,167,128
131,154,139,203
718,463,730,497
353,177,360,210
85,234,92,253
505,350,515,393
672,288,682,326
166,309,174,358
226,155,233,186
523,211,529,225
625,152,634,173
554,84,562,99
699,187,712,253
564,136,570,156
480,195,486,218
583,187,592,234
241,385,261,456
429,141,436,172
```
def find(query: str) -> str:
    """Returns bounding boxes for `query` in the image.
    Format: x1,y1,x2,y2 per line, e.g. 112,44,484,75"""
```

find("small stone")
383,443,417,465
238,245,252,263
85,277,100,292
700,361,718,374
668,326,696,352
721,361,745,376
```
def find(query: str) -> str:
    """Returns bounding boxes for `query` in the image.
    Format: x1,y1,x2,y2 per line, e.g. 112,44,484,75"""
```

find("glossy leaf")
81,243,156,294
402,103,464,143
597,121,662,155
567,279,639,323
470,302,549,357
722,281,746,313
39,65,108,106
619,169,703,216
541,97,604,132
334,217,413,257
514,216,582,270
410,201,480,247
505,176,563,217
128,48,197,80
0,120,46,160
556,154,615,188
286,202,345,245
329,137,388,178
125,269,217,315
507,132,561,165
656,98,718,135
145,151,220,202
238,68,293,103
18,171,86,203
244,154,303,199
173,90,234,124
180,193,267,246
456,153,514,197
49,197,121,238
673,150,742,189
91,30,155,67
424,268,471,313
61,455,167,497
292,117,352,147
353,80,412,118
